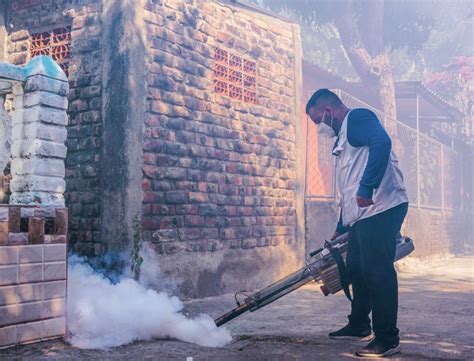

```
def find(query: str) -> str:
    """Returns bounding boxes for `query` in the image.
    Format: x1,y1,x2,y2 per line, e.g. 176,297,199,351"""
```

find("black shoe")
355,338,401,358
329,324,374,341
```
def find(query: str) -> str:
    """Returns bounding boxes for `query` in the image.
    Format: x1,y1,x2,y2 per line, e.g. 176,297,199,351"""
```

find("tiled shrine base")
0,205,67,349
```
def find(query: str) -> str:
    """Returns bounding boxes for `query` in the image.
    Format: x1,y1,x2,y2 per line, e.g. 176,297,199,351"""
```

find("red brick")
0,221,8,245
143,191,164,203
224,206,238,216
54,208,68,236
142,179,152,191
241,207,253,216
189,192,208,203
226,164,238,173
185,216,205,227
28,217,45,244
8,207,20,233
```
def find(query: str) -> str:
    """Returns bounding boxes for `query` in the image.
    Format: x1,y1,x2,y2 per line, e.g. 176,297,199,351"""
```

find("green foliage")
130,214,143,282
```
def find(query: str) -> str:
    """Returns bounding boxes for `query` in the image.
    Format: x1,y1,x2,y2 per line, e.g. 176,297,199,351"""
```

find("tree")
253,0,472,135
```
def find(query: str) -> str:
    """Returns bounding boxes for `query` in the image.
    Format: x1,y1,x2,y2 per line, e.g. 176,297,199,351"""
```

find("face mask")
317,111,336,138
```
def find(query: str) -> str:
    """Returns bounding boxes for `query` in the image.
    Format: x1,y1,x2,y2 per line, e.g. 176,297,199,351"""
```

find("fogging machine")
215,233,414,327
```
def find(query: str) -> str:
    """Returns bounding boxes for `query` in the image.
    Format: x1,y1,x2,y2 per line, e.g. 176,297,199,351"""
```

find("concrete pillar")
9,56,69,207
99,0,146,258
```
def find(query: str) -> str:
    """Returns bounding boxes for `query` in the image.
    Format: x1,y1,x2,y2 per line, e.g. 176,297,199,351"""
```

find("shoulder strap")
328,245,352,302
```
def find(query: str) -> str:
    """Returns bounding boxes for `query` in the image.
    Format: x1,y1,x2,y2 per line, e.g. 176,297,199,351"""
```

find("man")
306,89,409,358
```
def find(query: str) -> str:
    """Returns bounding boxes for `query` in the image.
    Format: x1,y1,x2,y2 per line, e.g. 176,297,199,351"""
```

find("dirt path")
2,256,473,360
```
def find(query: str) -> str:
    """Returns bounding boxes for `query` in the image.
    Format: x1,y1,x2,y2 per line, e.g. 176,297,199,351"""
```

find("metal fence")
305,89,462,212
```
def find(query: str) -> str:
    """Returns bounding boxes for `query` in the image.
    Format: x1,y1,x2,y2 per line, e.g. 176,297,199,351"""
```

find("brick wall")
142,0,302,296
5,0,304,296
6,0,103,256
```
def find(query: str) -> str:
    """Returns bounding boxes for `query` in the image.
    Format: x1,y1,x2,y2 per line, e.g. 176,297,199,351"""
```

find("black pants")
346,202,408,343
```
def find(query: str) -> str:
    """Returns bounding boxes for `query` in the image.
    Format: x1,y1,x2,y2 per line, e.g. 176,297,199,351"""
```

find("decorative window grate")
30,27,71,77
213,47,257,104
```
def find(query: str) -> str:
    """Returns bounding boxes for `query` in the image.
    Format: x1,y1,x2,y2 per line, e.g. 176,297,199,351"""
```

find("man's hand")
330,231,341,240
356,196,374,208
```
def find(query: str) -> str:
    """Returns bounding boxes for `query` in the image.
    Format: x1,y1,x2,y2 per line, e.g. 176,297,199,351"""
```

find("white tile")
43,262,66,281
17,320,42,344
18,283,43,303
0,265,18,286
17,301,42,324
42,298,65,319
0,247,18,265
43,281,66,300
0,325,17,347
18,264,43,284
0,304,20,326
44,244,66,262
0,285,19,306
42,317,66,339
18,245,43,264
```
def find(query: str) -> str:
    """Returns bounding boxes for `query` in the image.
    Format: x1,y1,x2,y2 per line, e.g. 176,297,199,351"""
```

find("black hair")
305,88,343,114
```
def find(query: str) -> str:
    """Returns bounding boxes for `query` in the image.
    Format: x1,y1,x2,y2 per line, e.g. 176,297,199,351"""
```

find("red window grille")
30,27,71,77
213,47,257,104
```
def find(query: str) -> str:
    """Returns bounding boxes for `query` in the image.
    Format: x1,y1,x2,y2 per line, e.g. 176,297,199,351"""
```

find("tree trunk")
334,0,399,139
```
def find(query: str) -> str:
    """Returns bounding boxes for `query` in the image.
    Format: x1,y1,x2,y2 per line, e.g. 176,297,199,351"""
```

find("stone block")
9,207,21,233
17,321,42,344
42,298,65,318
24,75,69,95
0,247,18,265
18,283,43,303
43,262,66,281
0,222,8,245
42,317,66,339
44,245,66,262
22,91,68,110
18,245,43,264
43,281,66,300
54,209,68,236
28,218,45,244
36,125,68,143
0,304,20,326
0,208,8,221
11,193,65,209
0,265,17,286
14,106,68,126
0,325,17,347
0,285,19,306
11,158,65,178
18,264,43,284
10,176,66,193
12,122,67,145
8,233,28,246
11,139,67,159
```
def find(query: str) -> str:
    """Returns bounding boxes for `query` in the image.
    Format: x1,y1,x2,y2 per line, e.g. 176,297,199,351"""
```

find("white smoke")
66,256,232,349
137,242,176,292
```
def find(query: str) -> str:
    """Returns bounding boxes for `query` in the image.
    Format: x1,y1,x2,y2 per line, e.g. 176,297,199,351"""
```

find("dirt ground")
2,255,473,360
